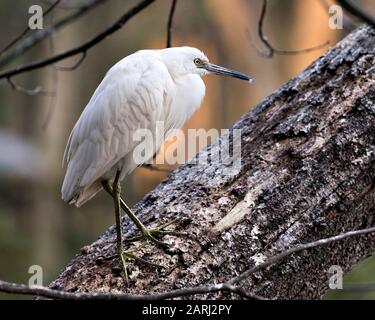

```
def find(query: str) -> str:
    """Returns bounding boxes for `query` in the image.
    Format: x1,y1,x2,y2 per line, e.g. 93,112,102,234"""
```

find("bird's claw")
117,248,163,285
121,250,162,269
110,219,187,283
126,219,188,245
98,245,162,284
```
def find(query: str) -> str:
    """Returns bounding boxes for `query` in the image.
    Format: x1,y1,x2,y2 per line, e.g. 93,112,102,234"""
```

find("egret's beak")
203,63,255,83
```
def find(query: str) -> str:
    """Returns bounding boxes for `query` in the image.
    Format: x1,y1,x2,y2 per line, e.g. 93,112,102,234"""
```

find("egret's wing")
62,54,174,204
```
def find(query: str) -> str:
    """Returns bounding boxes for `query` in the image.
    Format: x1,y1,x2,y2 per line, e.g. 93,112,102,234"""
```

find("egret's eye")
194,58,204,66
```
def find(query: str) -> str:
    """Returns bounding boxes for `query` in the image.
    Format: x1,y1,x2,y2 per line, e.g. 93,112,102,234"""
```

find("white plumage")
62,46,253,207
62,47,207,206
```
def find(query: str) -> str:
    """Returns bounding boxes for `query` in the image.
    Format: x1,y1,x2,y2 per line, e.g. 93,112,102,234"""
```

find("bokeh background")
0,0,374,299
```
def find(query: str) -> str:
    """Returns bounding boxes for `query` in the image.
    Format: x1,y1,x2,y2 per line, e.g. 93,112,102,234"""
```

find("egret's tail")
61,157,103,208
62,179,103,207
72,182,103,207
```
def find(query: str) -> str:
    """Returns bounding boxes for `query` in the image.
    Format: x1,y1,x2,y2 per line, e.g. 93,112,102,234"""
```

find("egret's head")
160,47,254,82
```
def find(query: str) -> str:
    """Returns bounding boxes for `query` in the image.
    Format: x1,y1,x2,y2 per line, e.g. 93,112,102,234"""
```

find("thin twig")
166,0,177,48
249,0,329,59
0,0,62,57
0,0,155,80
228,225,375,285
0,280,263,300
7,77,54,96
54,51,87,71
0,0,109,69
1,225,374,300
42,11,59,130
39,0,98,10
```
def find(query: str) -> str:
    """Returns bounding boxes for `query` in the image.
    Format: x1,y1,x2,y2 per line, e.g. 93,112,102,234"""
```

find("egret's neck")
168,74,206,128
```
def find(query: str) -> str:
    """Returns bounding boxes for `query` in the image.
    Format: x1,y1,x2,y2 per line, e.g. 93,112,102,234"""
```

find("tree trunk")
49,26,375,299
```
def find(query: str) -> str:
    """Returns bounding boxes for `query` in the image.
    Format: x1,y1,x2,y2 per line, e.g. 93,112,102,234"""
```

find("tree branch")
0,0,62,57
249,0,329,58
228,226,375,285
166,0,177,48
54,51,87,71
0,280,263,300
1,225,374,299
0,0,155,79
7,77,54,96
42,11,59,130
0,0,108,68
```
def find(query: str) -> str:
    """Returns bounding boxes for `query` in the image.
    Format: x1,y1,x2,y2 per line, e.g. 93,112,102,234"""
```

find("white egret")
62,46,254,280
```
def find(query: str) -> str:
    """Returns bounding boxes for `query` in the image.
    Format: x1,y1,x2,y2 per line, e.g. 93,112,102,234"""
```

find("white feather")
62,47,207,206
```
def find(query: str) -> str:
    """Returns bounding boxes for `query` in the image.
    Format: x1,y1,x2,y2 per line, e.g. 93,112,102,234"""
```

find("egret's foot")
121,248,163,283
118,251,129,284
127,219,188,245
121,248,162,269
98,246,162,283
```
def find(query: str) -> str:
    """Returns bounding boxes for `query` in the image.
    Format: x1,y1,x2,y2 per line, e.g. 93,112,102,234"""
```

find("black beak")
203,63,255,83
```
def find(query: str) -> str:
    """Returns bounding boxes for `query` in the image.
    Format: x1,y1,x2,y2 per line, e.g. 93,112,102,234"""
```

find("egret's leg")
119,198,188,244
106,173,162,281
111,170,128,282
118,197,170,246
126,219,187,242
102,182,185,246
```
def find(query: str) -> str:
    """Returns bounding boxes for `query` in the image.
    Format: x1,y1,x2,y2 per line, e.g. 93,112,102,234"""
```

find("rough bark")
49,26,375,299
